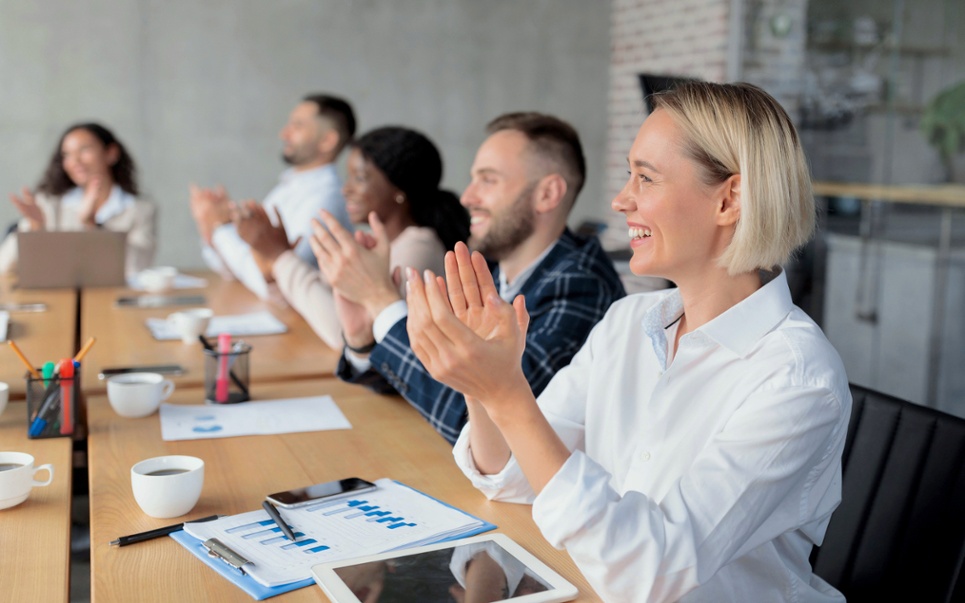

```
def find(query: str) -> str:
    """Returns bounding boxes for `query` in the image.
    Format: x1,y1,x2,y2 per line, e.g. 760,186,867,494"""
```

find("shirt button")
641,451,651,461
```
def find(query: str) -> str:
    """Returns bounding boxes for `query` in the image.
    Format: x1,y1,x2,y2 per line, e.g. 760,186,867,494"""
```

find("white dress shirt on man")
203,164,350,299
453,271,851,603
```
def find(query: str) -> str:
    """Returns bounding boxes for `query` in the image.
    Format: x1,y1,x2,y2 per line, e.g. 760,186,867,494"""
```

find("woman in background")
237,125,469,349
0,122,156,275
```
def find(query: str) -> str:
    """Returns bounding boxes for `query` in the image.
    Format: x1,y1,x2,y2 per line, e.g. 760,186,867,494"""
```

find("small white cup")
107,373,175,418
167,308,214,344
140,266,178,292
0,382,8,417
131,455,204,518
0,451,54,510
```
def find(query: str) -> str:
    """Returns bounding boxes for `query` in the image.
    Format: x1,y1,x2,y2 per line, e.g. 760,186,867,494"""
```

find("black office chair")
811,384,965,602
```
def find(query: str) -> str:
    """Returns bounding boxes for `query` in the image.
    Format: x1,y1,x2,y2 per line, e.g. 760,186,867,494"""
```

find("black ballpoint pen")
109,514,221,546
262,500,297,541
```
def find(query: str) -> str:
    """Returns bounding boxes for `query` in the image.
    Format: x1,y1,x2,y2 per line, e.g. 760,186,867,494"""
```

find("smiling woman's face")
611,108,734,283
60,128,117,188
341,148,401,225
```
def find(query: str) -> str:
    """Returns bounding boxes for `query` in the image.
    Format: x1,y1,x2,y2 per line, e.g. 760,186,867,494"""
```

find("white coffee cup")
0,382,8,417
107,373,175,418
167,308,214,344
131,455,204,518
140,266,178,293
0,451,54,510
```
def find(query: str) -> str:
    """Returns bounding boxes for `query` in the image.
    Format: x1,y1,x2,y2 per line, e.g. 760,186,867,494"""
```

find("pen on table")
262,500,296,541
199,335,249,396
109,514,222,546
73,336,97,363
8,340,42,379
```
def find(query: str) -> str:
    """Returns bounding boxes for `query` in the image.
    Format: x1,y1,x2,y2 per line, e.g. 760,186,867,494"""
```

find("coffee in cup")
107,373,175,418
167,308,214,344
0,451,54,510
131,455,204,518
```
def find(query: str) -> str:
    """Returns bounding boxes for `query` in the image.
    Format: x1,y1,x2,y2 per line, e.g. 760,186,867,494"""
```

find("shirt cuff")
451,424,533,503
344,349,372,373
373,300,408,343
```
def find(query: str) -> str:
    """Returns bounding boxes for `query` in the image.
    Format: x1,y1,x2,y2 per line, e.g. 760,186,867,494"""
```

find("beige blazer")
0,192,157,276
272,225,447,349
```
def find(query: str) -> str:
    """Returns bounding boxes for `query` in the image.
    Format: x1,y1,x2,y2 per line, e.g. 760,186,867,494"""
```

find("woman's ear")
106,143,121,167
716,174,741,226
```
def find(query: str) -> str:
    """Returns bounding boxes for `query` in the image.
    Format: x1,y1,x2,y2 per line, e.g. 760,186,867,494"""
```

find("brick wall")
603,0,807,252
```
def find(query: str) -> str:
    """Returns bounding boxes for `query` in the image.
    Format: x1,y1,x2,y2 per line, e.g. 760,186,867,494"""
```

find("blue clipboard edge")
169,479,497,600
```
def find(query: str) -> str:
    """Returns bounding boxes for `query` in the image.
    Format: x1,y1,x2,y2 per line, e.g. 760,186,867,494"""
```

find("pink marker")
216,333,231,403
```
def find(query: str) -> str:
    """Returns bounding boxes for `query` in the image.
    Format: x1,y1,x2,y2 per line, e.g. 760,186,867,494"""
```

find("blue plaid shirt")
336,228,627,444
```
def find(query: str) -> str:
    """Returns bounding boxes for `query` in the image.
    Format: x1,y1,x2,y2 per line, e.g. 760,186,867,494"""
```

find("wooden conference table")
0,402,73,602
87,378,598,602
79,277,342,394
0,280,77,400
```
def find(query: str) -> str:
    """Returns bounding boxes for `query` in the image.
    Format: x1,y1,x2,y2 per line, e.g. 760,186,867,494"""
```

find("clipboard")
170,479,496,599
170,531,313,600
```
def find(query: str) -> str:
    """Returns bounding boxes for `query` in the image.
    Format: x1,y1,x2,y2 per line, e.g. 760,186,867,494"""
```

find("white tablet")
311,533,578,603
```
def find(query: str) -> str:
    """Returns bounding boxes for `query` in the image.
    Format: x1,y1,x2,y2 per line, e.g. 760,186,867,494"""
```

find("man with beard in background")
189,93,355,299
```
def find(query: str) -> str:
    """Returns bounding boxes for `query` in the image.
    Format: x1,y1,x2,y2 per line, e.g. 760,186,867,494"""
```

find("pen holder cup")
25,371,79,438
203,343,251,404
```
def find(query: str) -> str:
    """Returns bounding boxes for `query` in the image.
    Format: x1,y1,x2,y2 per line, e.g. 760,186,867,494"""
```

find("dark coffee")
0,463,24,472
145,469,189,476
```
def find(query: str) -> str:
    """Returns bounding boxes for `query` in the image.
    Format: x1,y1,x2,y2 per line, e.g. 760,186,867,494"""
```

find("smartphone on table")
99,364,185,379
267,478,377,509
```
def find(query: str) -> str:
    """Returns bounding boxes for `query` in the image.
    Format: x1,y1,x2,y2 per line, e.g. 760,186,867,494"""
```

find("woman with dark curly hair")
0,122,156,275
235,125,468,349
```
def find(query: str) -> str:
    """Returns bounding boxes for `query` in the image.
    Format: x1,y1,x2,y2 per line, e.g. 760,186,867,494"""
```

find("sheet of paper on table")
146,310,288,340
159,395,351,441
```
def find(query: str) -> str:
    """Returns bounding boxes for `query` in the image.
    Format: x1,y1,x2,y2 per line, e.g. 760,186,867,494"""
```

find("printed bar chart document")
146,310,287,340
178,479,494,590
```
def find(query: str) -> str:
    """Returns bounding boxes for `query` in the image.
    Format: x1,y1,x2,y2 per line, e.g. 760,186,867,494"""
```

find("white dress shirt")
453,271,851,602
203,163,350,299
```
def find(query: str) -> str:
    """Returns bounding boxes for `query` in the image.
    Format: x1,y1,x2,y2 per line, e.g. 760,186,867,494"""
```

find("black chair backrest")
811,384,965,602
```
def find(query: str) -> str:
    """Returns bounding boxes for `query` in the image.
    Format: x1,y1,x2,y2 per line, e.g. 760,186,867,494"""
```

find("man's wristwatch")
342,333,376,354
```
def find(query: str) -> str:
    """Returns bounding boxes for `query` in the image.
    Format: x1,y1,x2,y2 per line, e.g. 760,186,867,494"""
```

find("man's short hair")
485,112,586,209
653,81,814,274
303,93,356,154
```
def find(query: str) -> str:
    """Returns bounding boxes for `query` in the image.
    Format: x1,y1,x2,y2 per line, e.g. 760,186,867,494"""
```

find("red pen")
216,333,231,403
57,358,74,435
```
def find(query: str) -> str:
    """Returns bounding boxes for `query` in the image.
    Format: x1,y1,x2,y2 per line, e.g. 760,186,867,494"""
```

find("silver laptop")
17,230,127,288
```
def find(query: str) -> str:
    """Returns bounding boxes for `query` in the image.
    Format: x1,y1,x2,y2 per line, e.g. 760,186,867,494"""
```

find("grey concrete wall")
0,0,612,269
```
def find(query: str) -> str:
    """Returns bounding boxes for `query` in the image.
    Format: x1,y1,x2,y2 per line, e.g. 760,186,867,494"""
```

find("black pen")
109,514,221,546
262,500,296,541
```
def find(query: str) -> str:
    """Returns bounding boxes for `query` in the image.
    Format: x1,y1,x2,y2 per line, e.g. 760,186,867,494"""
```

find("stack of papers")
146,310,287,340
174,479,494,597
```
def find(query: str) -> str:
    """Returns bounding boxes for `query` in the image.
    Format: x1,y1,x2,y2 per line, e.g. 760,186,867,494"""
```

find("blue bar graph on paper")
388,522,417,529
307,545,330,553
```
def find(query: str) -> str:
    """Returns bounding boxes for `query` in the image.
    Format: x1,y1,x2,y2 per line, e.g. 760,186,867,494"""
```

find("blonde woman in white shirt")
0,123,156,275
404,82,851,602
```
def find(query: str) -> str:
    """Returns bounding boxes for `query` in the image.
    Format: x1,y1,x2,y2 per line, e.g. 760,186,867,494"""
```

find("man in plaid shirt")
312,112,626,444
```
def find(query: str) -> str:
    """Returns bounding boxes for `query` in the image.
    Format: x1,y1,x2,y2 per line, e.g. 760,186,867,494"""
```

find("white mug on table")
131,455,204,518
107,373,175,418
167,308,213,344
0,451,54,510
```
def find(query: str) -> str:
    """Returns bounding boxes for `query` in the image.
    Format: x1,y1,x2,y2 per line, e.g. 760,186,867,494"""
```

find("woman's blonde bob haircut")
652,81,814,274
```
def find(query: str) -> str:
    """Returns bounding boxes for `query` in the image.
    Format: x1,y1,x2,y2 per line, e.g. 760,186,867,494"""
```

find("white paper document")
182,478,492,588
0,310,8,342
146,310,288,340
159,395,351,441
128,272,209,291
